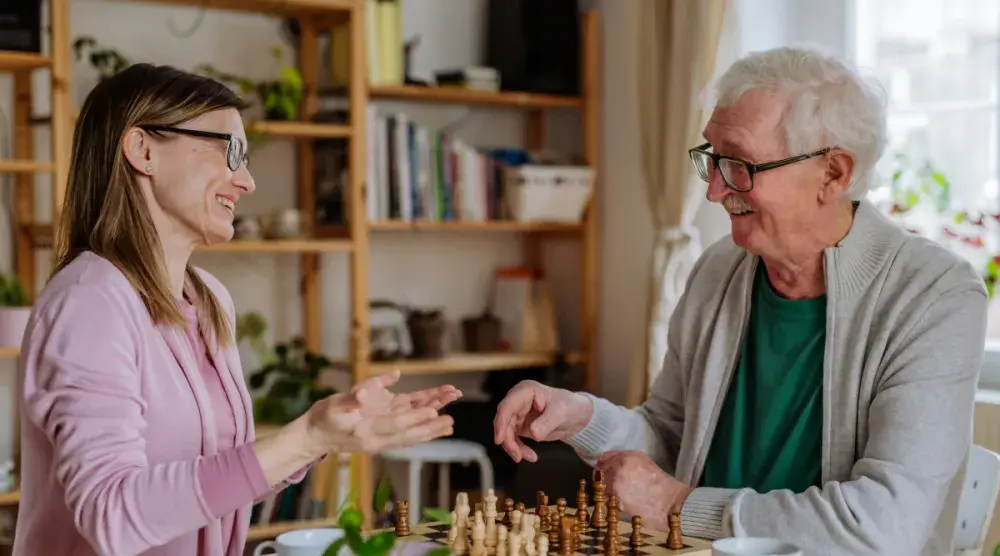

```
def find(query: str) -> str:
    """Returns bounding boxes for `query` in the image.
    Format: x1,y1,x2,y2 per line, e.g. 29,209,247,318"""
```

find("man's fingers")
528,411,559,440
494,387,534,444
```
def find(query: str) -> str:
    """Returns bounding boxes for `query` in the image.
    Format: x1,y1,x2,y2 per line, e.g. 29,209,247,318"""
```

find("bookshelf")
10,0,601,539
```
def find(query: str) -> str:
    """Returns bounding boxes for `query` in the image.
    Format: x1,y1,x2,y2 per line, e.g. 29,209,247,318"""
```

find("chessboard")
391,470,712,556
397,511,712,556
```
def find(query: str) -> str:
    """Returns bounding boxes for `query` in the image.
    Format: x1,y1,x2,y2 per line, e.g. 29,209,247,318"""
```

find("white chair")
954,444,1000,555
380,439,494,525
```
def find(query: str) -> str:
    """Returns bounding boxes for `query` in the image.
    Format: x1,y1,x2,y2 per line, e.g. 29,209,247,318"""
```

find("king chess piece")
590,470,607,528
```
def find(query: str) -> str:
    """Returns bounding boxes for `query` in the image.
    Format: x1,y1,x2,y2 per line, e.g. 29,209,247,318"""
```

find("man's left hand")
595,450,693,531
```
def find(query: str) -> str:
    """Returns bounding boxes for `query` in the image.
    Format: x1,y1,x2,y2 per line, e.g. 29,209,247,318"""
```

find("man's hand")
493,380,594,463
595,450,693,531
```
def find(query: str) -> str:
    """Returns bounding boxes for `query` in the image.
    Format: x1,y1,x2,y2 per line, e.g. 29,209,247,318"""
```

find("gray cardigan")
566,200,988,555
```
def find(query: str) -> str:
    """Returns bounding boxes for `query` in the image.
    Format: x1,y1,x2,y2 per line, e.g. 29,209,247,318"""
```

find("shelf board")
0,347,19,358
121,0,353,15
0,489,19,506
0,51,50,72
27,225,352,253
0,160,53,173
247,517,341,541
250,120,352,139
199,238,353,253
370,351,582,376
367,220,583,233
369,85,583,109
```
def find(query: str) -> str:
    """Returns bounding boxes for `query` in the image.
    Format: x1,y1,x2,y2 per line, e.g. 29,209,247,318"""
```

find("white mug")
712,537,803,556
253,528,345,556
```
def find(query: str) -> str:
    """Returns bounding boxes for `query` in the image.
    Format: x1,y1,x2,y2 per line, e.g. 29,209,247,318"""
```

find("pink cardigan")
13,252,304,555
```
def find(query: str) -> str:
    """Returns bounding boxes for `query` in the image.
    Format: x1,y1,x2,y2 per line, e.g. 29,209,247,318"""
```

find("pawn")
537,533,549,556
503,498,515,528
629,515,644,548
496,525,508,556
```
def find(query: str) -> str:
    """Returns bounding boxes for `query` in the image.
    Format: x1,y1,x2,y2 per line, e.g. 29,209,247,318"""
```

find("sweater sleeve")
681,287,987,555
22,285,272,556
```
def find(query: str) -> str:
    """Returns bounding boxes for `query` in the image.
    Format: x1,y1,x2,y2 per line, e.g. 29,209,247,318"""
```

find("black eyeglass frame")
688,142,832,192
140,124,249,172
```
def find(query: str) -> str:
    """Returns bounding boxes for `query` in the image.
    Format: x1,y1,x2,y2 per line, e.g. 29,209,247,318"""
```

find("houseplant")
195,46,304,121
0,274,31,349
248,336,336,424
72,36,131,79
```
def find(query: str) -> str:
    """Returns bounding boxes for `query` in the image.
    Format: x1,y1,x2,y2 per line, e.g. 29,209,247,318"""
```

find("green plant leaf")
422,507,451,523
323,537,348,556
339,507,364,530
362,531,396,556
426,547,452,556
373,476,393,514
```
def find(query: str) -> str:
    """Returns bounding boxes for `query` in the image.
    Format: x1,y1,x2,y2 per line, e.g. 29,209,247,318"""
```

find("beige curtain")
625,0,733,407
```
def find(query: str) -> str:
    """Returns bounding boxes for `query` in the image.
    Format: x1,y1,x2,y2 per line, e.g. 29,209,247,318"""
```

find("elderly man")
492,46,988,555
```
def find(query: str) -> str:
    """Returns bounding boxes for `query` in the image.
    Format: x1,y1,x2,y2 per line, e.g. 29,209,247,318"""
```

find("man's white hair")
713,45,888,199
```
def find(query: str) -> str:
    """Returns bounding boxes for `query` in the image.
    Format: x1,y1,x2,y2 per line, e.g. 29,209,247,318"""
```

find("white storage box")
505,165,595,223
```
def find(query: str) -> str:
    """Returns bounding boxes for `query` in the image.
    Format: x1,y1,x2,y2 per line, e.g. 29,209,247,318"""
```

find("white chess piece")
471,512,487,556
511,510,522,535
448,511,459,544
508,528,522,556
537,535,549,556
522,513,536,556
497,524,509,556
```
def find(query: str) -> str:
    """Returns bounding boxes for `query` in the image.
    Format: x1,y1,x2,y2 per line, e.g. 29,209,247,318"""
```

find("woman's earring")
144,163,153,174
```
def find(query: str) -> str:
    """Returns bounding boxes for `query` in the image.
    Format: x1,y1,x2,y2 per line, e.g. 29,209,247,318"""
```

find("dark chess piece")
591,470,607,528
666,513,684,550
560,516,574,555
576,480,589,528
502,498,514,528
630,515,644,548
395,501,410,536
516,502,526,514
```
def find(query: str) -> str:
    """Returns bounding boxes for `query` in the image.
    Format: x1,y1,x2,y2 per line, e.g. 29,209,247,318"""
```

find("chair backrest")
954,444,1000,551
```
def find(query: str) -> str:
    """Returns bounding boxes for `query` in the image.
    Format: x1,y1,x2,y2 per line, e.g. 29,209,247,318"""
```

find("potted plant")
0,274,30,349
72,36,131,79
195,47,304,122
247,335,337,425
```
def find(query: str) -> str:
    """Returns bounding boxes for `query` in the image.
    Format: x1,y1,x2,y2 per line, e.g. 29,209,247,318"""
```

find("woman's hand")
305,370,462,454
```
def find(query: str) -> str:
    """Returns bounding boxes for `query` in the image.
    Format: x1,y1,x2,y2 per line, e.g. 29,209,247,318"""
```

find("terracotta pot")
0,307,31,349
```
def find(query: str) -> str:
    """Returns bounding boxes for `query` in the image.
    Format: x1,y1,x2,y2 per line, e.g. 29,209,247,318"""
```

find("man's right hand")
492,380,594,463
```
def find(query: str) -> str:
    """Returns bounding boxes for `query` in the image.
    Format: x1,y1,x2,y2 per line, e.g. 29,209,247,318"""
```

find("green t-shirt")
700,260,825,494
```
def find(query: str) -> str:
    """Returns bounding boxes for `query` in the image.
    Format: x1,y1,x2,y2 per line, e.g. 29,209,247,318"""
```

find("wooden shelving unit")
10,0,601,542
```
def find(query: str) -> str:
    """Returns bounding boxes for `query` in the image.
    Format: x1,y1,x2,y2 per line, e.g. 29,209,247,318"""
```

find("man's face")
702,88,833,257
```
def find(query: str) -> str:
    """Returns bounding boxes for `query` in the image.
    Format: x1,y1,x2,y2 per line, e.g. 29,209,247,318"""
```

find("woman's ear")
122,126,153,175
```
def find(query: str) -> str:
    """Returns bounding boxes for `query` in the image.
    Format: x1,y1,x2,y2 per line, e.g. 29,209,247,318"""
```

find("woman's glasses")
140,124,249,172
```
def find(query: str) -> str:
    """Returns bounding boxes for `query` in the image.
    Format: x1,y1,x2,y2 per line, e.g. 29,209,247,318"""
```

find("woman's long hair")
52,63,250,346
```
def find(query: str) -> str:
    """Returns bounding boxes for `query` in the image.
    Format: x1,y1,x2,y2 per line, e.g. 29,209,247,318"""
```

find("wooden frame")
3,0,602,539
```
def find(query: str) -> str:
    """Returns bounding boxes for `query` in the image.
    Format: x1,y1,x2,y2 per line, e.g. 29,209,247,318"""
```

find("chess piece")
471,511,487,556
630,515,644,548
576,480,589,529
555,497,567,520
537,533,549,556
448,510,459,545
559,516,574,555
536,491,548,514
604,516,620,556
496,524,507,556
508,526,522,556
512,509,522,535
590,470,607,528
607,495,619,525
395,500,411,536
485,489,499,522
516,501,526,514
523,512,537,556
503,498,515,528
666,513,684,550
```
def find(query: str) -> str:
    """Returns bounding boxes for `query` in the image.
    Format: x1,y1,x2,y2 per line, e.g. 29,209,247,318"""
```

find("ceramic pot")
0,307,31,349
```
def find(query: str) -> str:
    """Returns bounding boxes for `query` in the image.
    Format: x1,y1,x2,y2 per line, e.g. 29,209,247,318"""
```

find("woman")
13,63,460,556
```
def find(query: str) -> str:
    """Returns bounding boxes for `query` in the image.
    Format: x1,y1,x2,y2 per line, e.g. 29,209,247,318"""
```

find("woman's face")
131,107,255,247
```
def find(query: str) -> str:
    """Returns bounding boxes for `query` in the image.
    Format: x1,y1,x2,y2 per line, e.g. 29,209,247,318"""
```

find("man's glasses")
688,142,831,192
140,125,249,172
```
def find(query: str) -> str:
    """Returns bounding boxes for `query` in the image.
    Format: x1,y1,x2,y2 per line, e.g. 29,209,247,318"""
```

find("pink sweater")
14,252,306,555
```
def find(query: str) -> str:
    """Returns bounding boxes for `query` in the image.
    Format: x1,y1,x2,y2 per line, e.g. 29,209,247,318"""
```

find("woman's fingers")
383,414,455,450
370,406,443,435
391,385,462,411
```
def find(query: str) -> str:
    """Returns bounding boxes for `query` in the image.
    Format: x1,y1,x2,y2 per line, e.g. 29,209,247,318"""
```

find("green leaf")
427,547,452,556
339,507,364,530
422,507,451,523
323,537,348,556
362,531,396,556
373,476,393,514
